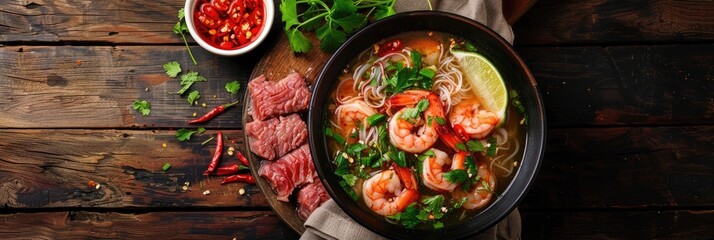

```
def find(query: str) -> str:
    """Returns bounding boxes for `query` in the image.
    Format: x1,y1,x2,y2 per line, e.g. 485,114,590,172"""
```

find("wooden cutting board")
244,0,537,234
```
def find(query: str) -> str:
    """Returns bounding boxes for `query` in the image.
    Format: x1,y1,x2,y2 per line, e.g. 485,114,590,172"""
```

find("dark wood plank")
0,45,253,128
522,210,714,239
522,126,714,209
0,0,183,43
519,44,714,127
503,0,538,24
2,126,711,209
513,0,714,45
0,211,298,239
1,44,712,128
0,129,268,208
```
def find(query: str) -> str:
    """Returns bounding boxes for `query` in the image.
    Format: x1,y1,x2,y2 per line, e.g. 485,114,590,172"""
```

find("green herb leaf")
225,80,241,94
334,152,351,176
132,100,151,116
410,50,422,68
444,169,469,184
398,203,423,228
433,222,444,229
419,67,436,79
197,127,206,134
178,71,207,95
400,99,430,120
162,162,171,171
366,113,386,126
163,61,182,78
316,23,347,52
374,5,396,20
346,142,367,156
176,128,197,141
467,140,485,152
390,150,407,167
286,29,312,53
455,143,467,151
339,180,359,200
187,90,200,105
422,195,445,217
178,8,185,21
174,8,197,65
453,197,467,209
280,0,299,29
486,137,498,156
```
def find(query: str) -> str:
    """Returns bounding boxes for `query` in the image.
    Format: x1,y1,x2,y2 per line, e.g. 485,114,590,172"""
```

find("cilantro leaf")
410,50,422,68
374,5,396,20
197,127,206,134
455,143,467,151
286,29,312,53
177,71,207,95
174,8,196,65
163,61,182,78
400,99,430,121
486,137,498,156
176,128,197,141
280,0,299,29
225,80,241,94
443,169,469,184
339,180,359,200
187,90,200,105
388,150,407,167
178,8,185,21
132,100,151,116
398,203,422,228
334,152,351,176
316,23,347,52
332,14,366,33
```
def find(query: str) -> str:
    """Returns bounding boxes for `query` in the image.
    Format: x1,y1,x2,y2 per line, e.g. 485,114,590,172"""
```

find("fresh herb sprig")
174,8,198,65
133,100,151,116
384,51,435,95
280,0,396,53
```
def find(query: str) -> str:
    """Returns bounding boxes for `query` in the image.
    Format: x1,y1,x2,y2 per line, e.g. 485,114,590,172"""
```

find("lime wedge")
451,49,508,127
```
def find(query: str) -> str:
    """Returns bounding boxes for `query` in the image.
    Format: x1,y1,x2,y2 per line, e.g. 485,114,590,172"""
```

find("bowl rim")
308,11,546,239
184,0,275,56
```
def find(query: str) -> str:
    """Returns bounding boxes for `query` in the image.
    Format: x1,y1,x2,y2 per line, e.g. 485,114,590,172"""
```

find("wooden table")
1,0,712,239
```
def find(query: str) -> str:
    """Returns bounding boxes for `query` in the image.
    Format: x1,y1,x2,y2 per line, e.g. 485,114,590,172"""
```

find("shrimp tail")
393,163,418,190
396,189,419,212
436,124,463,151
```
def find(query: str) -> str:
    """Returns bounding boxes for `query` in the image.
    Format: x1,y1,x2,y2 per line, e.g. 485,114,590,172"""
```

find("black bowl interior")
308,11,546,239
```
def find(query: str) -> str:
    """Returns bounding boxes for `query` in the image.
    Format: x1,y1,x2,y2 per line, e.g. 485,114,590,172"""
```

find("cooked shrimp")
452,164,497,210
422,149,467,192
363,164,420,216
449,99,499,139
387,90,445,153
333,100,377,138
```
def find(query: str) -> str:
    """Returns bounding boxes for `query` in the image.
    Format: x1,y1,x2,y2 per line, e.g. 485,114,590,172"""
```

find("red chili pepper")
213,164,248,176
203,131,223,175
236,150,249,166
188,101,239,124
377,39,403,57
452,124,471,142
221,173,255,184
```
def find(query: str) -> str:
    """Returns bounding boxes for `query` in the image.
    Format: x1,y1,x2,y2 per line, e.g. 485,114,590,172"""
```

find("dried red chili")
220,173,255,184
187,101,239,124
236,151,249,166
213,164,248,176
203,131,223,175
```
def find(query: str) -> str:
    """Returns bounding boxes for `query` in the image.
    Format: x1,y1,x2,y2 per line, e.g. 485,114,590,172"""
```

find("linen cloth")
301,0,519,239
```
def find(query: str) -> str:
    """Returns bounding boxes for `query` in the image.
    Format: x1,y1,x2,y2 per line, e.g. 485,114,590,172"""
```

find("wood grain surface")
2,44,711,128
1,0,713,239
0,211,298,239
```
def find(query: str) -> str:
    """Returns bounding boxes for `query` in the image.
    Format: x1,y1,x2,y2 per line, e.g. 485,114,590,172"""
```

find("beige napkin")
301,1,520,239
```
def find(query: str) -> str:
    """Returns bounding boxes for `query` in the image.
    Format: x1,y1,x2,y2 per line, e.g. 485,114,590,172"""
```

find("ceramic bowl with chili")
185,0,274,56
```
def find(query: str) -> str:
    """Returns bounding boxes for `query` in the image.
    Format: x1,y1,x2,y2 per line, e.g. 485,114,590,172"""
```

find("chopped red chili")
452,124,471,142
193,0,265,50
187,101,239,124
203,131,223,175
377,39,403,57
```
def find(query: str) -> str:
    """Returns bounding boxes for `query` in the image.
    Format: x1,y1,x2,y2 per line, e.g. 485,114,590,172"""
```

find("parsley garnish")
443,169,469,184
467,140,485,152
400,99,429,121
163,61,181,78
187,90,200,105
176,127,205,142
225,80,241,94
387,150,407,167
177,71,207,95
341,173,358,186
280,0,396,53
486,137,498,156
173,8,197,65
132,100,151,116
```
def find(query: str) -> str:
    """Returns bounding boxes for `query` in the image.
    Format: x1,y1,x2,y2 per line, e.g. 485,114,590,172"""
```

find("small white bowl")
185,0,274,56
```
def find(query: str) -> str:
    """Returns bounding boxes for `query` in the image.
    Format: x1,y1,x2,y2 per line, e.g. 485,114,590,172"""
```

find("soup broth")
324,31,526,229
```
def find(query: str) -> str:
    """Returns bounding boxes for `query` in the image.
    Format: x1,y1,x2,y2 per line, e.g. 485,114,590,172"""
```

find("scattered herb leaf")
176,128,199,141
187,90,200,105
173,8,197,65
163,61,182,78
225,80,241,94
443,169,469,184
132,100,151,116
178,71,207,94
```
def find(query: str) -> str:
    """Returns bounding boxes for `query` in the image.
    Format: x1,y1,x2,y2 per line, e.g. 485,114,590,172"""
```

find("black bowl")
308,11,546,239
